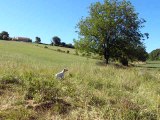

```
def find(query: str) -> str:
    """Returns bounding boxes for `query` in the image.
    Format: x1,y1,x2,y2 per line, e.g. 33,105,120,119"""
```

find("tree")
135,46,148,62
75,0,148,65
66,43,74,48
60,42,66,47
52,36,61,46
35,37,41,43
0,33,1,39
0,31,9,40
149,49,160,60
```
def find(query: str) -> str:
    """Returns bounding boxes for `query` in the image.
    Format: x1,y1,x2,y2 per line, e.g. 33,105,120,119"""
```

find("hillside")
0,40,96,66
0,40,160,120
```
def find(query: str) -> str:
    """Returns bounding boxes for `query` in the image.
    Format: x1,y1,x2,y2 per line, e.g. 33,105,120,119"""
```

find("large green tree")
0,31,9,40
75,0,148,65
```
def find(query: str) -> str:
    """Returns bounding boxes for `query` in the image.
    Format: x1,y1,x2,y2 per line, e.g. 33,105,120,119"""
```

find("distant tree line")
0,31,74,48
34,36,74,48
51,36,74,49
149,49,160,60
0,31,32,42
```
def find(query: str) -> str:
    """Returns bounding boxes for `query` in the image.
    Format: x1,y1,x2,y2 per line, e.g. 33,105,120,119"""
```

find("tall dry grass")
0,41,160,119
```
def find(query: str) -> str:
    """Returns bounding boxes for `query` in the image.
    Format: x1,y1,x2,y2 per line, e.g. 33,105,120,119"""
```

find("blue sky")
0,0,159,53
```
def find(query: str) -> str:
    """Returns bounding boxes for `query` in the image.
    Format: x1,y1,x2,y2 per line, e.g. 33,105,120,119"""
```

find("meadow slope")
0,40,160,120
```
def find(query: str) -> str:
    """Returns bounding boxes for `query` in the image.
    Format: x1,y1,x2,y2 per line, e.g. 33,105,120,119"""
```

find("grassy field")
136,61,160,69
0,40,160,120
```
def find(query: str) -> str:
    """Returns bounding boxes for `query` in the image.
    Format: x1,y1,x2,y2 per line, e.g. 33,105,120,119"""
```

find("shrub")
57,49,65,53
44,46,48,48
66,50,70,54
57,49,61,52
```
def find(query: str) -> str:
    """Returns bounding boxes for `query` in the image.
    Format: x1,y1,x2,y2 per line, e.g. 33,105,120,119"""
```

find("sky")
0,0,159,53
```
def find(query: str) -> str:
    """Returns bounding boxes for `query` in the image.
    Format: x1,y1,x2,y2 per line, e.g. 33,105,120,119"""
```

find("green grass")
0,40,96,66
0,40,160,120
37,43,76,54
137,61,160,69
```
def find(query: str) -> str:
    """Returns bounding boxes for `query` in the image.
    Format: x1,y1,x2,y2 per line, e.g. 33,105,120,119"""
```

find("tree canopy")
75,0,148,65
35,37,41,43
51,36,61,46
149,49,160,60
0,31,9,40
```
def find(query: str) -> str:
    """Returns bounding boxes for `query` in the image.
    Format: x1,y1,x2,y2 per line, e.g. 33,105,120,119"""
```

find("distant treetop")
149,49,160,60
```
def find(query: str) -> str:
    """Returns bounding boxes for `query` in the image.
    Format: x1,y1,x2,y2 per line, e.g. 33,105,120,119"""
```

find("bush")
57,49,65,53
66,44,74,48
44,46,48,48
66,50,70,54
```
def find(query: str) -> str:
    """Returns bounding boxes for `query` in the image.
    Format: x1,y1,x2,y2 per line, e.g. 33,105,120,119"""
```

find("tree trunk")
120,57,128,66
105,55,109,64
104,36,110,64
104,46,110,64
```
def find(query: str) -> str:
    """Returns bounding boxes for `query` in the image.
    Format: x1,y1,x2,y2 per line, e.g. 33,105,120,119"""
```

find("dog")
55,68,68,79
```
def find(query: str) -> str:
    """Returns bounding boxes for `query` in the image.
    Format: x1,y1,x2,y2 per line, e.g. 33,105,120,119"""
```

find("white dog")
55,68,68,79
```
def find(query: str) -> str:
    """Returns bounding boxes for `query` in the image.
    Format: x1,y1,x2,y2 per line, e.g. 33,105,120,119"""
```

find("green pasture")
0,40,160,120
0,40,96,66
137,61,160,69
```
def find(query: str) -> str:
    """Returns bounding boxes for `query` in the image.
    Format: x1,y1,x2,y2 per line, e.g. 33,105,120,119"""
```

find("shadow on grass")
95,61,107,66
96,61,160,70
136,65,160,69
146,62,160,65
136,62,160,69
95,61,128,69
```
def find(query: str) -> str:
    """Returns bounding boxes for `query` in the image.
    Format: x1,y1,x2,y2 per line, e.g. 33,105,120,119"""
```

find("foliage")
65,43,74,48
0,31,9,40
35,37,41,43
149,49,160,60
136,46,149,61
51,36,61,46
75,0,148,65
50,38,74,49
60,42,66,47
66,50,70,53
